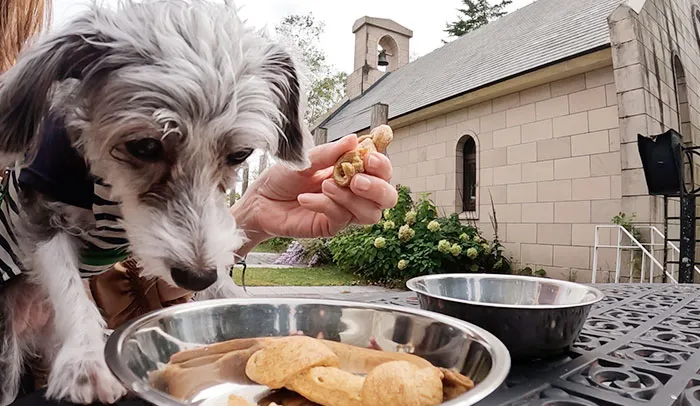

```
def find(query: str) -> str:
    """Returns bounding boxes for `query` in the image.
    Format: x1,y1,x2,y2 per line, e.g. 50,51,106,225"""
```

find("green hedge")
329,186,512,285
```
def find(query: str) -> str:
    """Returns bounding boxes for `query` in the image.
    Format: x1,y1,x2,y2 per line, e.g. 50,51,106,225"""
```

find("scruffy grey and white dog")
0,0,313,404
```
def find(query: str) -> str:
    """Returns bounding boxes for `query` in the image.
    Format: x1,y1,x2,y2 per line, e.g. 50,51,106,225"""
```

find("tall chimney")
313,127,328,146
346,17,413,100
371,103,389,130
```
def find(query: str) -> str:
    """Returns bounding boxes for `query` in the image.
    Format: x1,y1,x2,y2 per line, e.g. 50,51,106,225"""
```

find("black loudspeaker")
637,130,684,196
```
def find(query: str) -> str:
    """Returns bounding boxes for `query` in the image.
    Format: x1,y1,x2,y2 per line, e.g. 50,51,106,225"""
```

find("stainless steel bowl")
105,298,510,406
406,274,605,361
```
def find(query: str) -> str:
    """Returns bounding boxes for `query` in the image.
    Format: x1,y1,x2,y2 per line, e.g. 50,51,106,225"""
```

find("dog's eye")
125,138,164,162
225,149,253,167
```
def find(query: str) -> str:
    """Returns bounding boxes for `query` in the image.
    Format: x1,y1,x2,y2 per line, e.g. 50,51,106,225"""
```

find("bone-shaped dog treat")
167,335,433,372
155,344,263,400
440,367,476,400
169,337,271,364
155,335,475,405
332,125,393,187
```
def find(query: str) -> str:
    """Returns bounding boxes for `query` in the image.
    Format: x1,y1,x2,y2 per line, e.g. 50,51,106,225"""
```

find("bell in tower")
345,16,412,99
377,49,389,67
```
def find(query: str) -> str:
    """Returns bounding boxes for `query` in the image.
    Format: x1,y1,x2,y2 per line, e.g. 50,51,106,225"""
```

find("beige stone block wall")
385,66,621,282
607,0,700,282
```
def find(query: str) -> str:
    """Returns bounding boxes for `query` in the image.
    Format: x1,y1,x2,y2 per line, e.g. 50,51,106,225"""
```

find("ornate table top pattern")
360,283,700,406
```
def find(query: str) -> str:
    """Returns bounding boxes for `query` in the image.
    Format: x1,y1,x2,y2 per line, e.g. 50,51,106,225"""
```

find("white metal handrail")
637,225,700,279
592,225,678,284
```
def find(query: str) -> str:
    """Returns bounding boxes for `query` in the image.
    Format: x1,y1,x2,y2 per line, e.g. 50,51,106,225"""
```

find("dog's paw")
46,350,126,404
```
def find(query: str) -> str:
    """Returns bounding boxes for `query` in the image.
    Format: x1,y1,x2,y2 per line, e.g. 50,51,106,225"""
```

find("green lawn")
232,266,360,286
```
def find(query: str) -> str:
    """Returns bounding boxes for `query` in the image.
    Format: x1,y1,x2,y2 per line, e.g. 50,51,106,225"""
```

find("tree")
225,190,240,207
444,0,512,40
259,152,269,174
306,72,347,125
275,13,347,126
240,162,250,196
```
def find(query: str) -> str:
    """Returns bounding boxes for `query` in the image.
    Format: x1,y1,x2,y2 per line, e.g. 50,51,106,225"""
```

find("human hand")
231,133,398,244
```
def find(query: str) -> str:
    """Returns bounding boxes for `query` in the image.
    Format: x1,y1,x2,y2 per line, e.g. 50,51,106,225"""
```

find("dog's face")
0,0,314,291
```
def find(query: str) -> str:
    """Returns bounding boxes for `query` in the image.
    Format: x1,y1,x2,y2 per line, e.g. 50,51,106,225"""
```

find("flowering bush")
427,220,440,232
329,186,512,285
373,237,386,249
301,238,333,267
273,240,306,265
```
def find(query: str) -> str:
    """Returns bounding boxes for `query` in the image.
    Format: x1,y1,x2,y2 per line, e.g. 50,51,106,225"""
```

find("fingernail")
367,153,380,169
298,194,312,204
354,175,371,191
322,179,335,192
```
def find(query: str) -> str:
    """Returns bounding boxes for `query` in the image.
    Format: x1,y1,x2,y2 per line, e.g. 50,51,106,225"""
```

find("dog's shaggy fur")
0,0,313,403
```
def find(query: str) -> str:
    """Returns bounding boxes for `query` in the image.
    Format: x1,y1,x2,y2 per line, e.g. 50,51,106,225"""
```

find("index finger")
363,152,393,183
299,133,358,176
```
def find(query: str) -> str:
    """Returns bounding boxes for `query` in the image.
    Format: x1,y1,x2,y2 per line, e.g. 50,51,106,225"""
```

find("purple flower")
308,253,320,267
274,241,305,265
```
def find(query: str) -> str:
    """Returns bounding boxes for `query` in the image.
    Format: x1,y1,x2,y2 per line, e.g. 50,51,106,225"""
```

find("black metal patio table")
354,283,700,406
14,283,700,406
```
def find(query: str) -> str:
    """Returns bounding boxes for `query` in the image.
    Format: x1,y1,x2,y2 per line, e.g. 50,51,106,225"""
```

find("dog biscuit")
245,336,340,389
332,125,393,187
361,361,443,406
155,334,474,405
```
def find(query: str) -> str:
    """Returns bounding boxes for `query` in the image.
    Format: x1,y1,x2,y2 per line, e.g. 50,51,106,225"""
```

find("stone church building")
312,0,700,282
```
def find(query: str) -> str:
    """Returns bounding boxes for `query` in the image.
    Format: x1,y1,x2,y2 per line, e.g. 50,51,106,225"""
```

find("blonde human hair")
1,0,51,72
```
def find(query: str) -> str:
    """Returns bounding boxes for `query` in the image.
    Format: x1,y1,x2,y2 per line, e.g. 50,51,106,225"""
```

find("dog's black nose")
170,267,218,291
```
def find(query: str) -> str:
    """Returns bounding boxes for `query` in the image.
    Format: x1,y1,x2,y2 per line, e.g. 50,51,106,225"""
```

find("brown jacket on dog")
88,258,194,330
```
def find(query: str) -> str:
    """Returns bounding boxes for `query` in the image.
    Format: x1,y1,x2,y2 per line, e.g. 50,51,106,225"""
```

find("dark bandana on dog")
0,115,131,284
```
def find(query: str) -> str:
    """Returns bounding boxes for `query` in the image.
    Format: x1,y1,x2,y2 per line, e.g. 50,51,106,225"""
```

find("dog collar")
79,246,131,270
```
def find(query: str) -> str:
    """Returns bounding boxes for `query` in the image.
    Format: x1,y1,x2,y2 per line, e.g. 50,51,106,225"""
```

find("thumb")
299,133,358,175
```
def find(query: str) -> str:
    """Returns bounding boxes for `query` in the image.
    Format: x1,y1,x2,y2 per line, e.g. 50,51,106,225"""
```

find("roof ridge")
322,0,624,141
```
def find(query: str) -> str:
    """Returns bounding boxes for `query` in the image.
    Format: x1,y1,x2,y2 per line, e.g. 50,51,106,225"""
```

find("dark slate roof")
320,0,623,141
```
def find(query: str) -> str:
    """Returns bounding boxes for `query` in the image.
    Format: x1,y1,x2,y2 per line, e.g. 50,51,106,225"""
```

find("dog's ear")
261,45,312,169
0,18,136,159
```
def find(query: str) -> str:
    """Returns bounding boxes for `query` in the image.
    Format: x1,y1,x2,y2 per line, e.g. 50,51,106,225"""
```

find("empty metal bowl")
406,274,605,361
105,298,510,405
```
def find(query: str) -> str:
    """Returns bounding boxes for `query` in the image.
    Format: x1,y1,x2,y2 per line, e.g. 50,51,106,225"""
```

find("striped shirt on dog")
74,176,131,276
0,115,131,285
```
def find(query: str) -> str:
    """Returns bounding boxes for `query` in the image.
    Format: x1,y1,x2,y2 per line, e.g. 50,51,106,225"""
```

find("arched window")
672,54,691,145
673,54,695,191
693,6,700,48
458,135,478,213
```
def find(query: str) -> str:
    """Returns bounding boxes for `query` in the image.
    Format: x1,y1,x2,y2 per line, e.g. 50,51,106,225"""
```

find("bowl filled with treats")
105,298,510,406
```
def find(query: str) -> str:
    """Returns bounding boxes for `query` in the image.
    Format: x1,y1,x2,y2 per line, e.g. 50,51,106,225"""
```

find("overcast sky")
52,0,536,75
50,0,536,190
